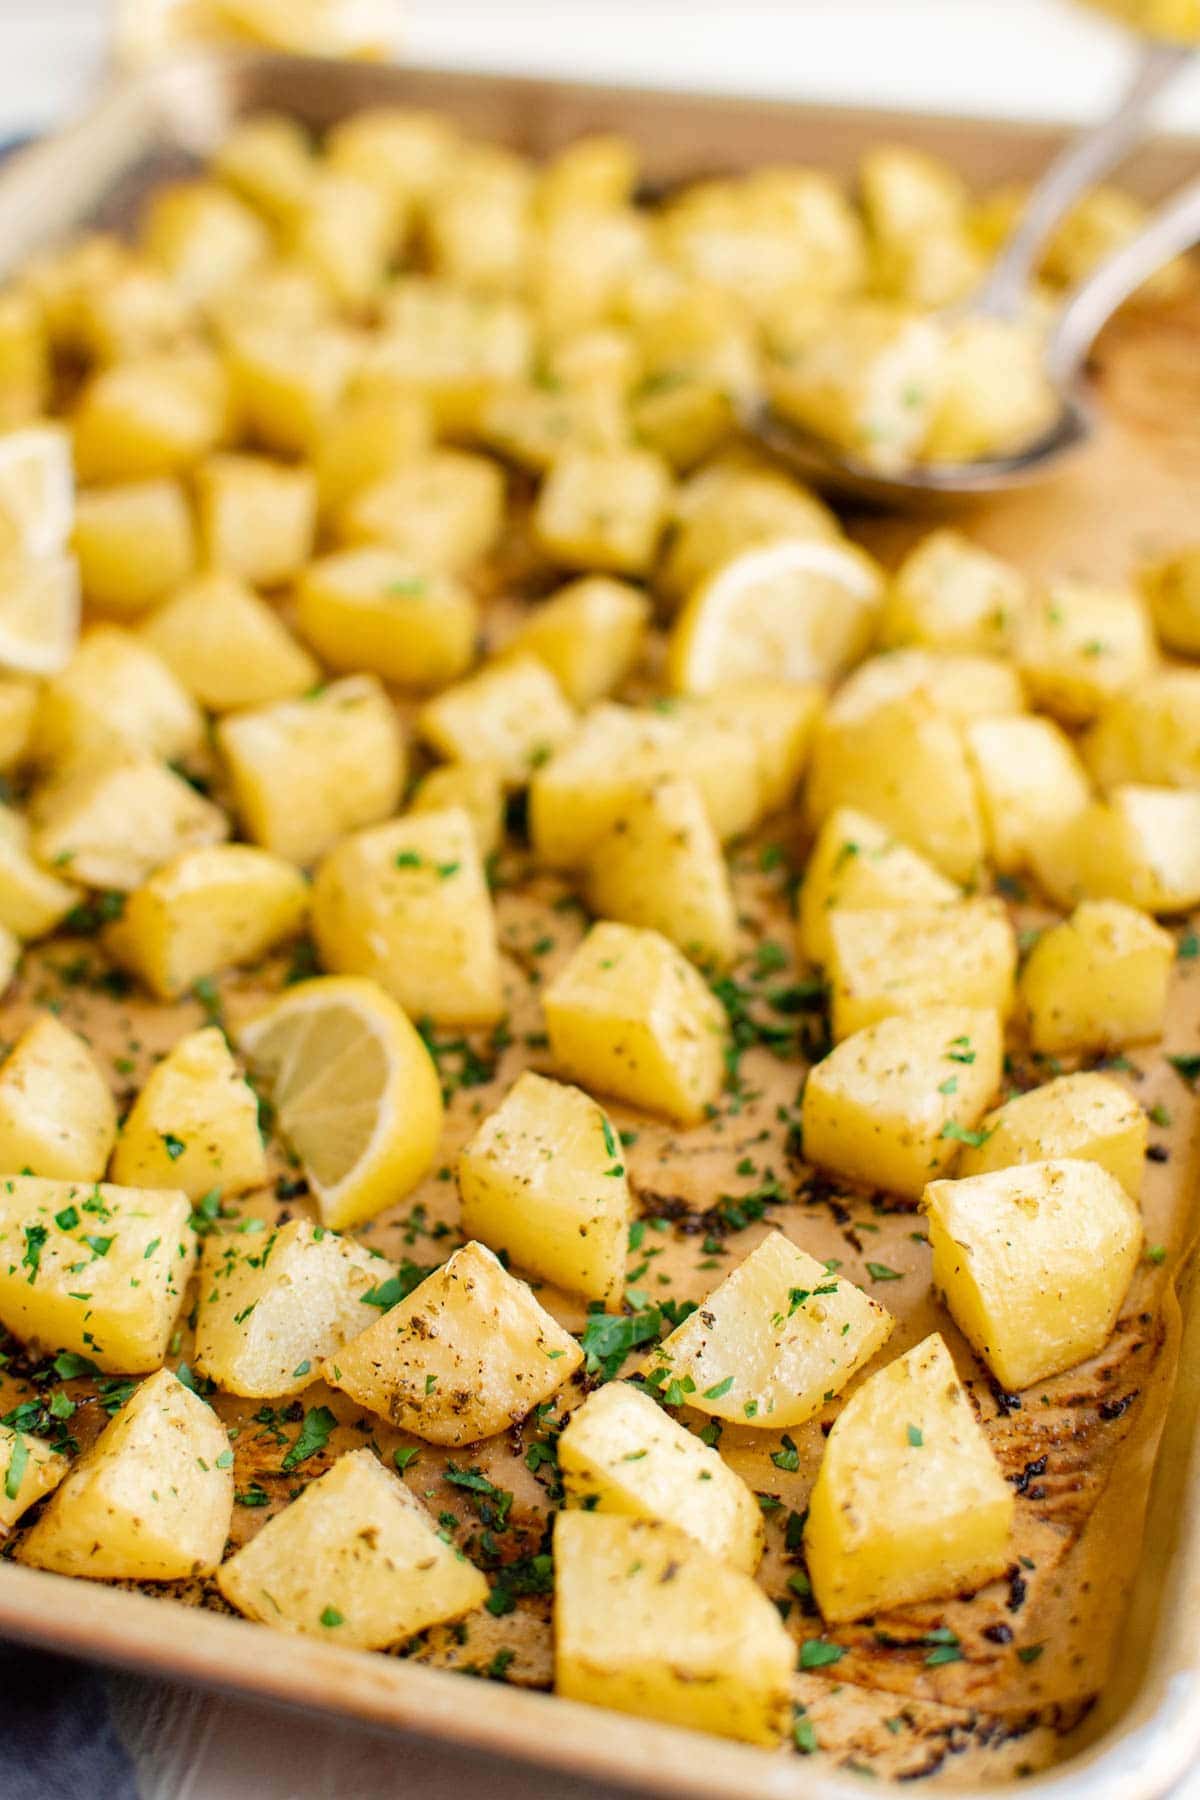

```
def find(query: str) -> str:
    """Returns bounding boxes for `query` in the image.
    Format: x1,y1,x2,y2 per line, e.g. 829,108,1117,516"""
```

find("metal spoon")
754,39,1196,505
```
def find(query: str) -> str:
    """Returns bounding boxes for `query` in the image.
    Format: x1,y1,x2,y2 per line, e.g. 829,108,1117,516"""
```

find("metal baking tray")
0,50,1198,1800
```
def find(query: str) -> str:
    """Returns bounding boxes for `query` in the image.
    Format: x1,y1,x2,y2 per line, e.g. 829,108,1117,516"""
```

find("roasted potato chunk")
111,1026,266,1201
139,571,319,713
297,548,479,690
1018,899,1174,1054
418,656,575,787
827,900,1016,1040
958,1071,1147,1198
797,805,960,967
0,1017,116,1182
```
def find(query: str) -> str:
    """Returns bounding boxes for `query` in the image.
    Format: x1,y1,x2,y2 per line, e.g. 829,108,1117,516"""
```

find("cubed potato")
531,205,650,339
72,350,230,484
683,681,821,815
195,1219,389,1399
225,320,358,456
769,300,946,473
479,380,627,474
0,1017,115,1181
1082,671,1200,791
1032,787,1200,914
17,1369,231,1580
923,316,1057,463
538,133,638,212
458,1071,631,1308
286,171,399,310
75,264,194,365
828,900,1017,1040
582,776,737,970
1016,581,1157,724
32,754,228,892
142,180,270,301
73,478,196,613
34,625,203,769
0,1425,66,1532
559,1381,762,1571
418,656,575,787
0,1177,195,1371
801,1006,1003,1199
798,806,961,968
630,376,738,473
543,920,728,1125
424,157,533,296
296,548,478,690
0,288,49,425
1141,547,1200,655
1018,899,1174,1055
554,1513,792,1747
958,1071,1147,1198
206,260,334,340
337,451,505,574
217,675,404,867
195,453,317,589
311,808,503,1028
410,763,503,859
533,449,673,576
1043,183,1188,300
651,1230,893,1430
806,692,985,885
0,806,79,939
217,1448,486,1647
23,234,128,355
660,458,839,601
882,528,1027,653
314,380,431,518
138,572,319,712
925,1159,1142,1391
861,145,977,301
0,923,19,992
830,646,1025,723
104,843,309,1001
805,1333,1013,1624
369,278,532,433
326,1240,582,1443
325,106,458,205
530,701,761,868
213,112,316,226
504,577,649,708
965,715,1092,875
111,1027,266,1202
0,679,38,770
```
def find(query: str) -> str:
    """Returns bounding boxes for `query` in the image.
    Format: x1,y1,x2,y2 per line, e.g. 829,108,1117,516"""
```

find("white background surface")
4,1,1200,1796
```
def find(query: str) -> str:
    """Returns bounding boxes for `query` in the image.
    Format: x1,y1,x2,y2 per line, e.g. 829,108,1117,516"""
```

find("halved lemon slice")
237,975,444,1232
666,536,884,695
0,424,74,560
0,553,80,676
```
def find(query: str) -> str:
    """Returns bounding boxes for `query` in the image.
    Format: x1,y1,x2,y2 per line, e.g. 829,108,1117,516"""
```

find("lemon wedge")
238,975,444,1231
0,553,80,676
0,424,74,560
666,537,883,694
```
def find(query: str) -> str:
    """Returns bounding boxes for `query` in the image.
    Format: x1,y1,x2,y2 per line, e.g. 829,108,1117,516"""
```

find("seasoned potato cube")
923,316,1057,463
410,762,503,858
195,1219,389,1398
327,1240,582,1444
0,288,49,425
104,843,308,1001
139,571,318,712
1141,547,1200,655
286,171,398,310
195,453,316,589
142,180,270,302
312,808,503,1028
419,656,575,787
828,901,1017,1040
458,1072,630,1308
583,776,737,970
530,205,650,338
0,807,79,939
32,754,228,892
338,450,505,574
798,806,960,967
684,681,820,815
75,264,194,365
480,380,627,473
925,1160,1142,1390
1082,671,1200,791
424,155,533,297
0,1017,115,1181
807,692,985,884
225,320,358,456
660,457,839,601
34,625,203,768
0,679,37,770
505,577,649,707
831,645,1024,724
213,112,316,226
217,675,404,867
1018,899,1173,1055
802,1007,1003,1199
0,1177,195,1371
111,1027,266,1201
370,278,532,433
314,381,431,518
0,1425,66,1531
218,1448,486,1647
72,350,230,484
1033,786,1200,914
861,145,979,304
559,1382,762,1571
555,1513,792,1747
630,375,738,473
652,1230,893,1430
958,1071,1148,1197
325,106,458,206
17,1369,231,1580
1016,581,1156,724
882,528,1027,653
297,548,478,691
965,716,1092,875
543,920,728,1125
805,1333,1012,1624
73,478,196,613
533,449,673,576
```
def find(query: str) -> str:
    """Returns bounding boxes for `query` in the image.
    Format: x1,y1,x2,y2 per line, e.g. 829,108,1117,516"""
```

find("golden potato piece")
827,900,1016,1040
32,753,228,892
142,180,270,302
1141,546,1200,655
296,548,478,690
1082,670,1200,791
195,452,316,589
505,576,649,708
533,449,673,576
410,762,503,859
0,1425,66,1532
882,528,1027,654
0,1016,116,1181
1033,786,1200,915
138,571,319,713
111,1026,266,1202
72,349,230,484
1016,581,1157,724
797,805,960,968
338,450,505,574
0,805,79,940
959,1071,1147,1198
34,624,203,769
73,478,196,614
965,715,1091,876
418,656,576,787
1018,899,1174,1055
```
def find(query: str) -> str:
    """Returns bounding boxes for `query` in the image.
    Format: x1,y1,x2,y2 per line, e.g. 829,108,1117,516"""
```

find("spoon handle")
974,38,1192,319
1045,169,1200,381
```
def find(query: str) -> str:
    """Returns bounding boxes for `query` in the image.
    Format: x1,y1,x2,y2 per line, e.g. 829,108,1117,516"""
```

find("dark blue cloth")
0,1644,138,1799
